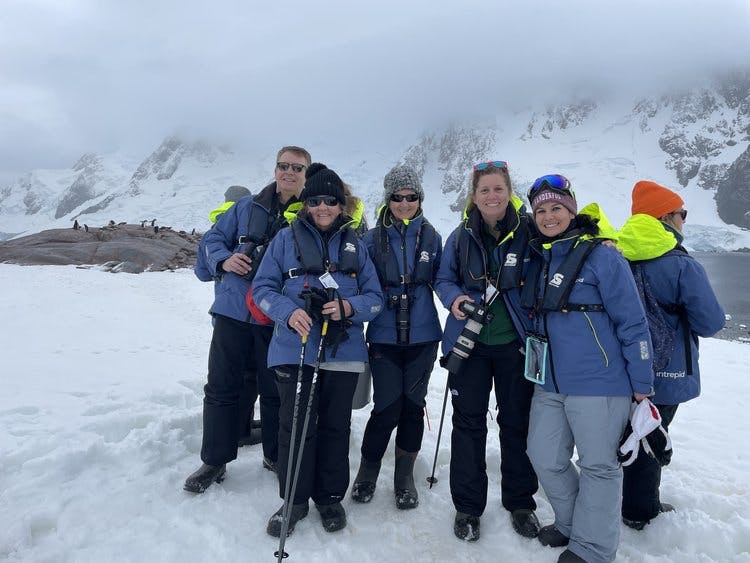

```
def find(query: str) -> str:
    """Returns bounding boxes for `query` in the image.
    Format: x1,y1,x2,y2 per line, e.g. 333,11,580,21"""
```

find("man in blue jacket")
184,146,311,493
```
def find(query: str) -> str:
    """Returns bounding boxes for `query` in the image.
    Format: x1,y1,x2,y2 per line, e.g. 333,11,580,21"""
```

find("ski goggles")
527,174,573,200
276,161,306,173
390,193,420,203
306,195,340,207
473,160,508,171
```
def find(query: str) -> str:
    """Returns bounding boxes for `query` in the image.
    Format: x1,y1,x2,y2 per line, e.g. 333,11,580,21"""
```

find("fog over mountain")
1,0,749,182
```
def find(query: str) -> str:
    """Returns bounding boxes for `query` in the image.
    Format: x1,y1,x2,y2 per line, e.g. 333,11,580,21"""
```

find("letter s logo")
549,273,564,287
504,253,517,267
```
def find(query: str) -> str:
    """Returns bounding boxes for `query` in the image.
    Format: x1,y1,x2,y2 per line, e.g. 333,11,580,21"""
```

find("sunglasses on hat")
390,193,420,203
277,162,306,173
306,196,339,207
473,161,508,171
528,174,573,200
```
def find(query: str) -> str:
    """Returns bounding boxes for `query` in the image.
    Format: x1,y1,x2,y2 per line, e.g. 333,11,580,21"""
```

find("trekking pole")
275,331,308,561
275,314,330,562
426,372,450,488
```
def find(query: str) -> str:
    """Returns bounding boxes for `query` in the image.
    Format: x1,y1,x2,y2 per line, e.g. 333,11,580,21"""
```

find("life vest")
370,215,438,292
521,238,605,313
456,210,529,294
283,218,360,280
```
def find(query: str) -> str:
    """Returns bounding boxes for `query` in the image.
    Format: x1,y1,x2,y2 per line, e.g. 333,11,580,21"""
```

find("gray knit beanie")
383,165,424,205
224,185,251,202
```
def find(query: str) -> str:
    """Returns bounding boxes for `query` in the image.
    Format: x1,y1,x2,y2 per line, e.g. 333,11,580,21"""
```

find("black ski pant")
252,324,280,463
360,341,438,461
449,341,538,516
201,314,257,466
621,403,679,521
275,364,358,506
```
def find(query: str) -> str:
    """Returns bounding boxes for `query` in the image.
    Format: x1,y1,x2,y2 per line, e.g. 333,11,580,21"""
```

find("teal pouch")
524,334,548,384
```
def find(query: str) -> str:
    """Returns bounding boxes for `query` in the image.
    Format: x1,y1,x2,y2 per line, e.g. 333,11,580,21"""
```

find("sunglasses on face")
276,162,306,173
473,160,509,171
390,193,420,203
670,209,688,220
306,196,339,207
528,174,573,200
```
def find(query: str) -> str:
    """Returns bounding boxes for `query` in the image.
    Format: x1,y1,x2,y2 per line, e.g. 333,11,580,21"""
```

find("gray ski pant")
527,387,630,563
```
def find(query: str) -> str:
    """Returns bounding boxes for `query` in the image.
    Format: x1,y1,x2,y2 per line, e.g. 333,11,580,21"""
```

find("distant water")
693,252,750,343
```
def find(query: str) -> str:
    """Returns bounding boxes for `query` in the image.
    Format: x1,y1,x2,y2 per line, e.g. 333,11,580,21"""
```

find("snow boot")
351,457,381,503
262,456,277,473
183,463,226,493
558,549,587,562
316,502,347,532
510,508,541,538
266,502,309,538
394,447,419,510
454,512,480,542
538,524,569,547
623,502,675,530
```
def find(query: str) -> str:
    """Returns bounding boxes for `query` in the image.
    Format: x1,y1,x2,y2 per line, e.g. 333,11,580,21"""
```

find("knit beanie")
383,165,424,206
530,188,577,215
300,163,346,205
631,180,684,218
224,185,250,202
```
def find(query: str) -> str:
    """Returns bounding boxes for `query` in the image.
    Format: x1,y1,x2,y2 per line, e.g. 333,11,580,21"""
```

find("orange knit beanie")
631,180,684,218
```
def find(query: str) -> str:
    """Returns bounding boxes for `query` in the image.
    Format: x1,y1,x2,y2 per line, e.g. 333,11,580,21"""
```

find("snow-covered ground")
1,265,748,562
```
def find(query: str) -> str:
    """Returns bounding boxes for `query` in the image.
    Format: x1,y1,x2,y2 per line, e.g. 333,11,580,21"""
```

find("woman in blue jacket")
434,161,540,542
351,166,442,510
617,180,725,530
522,175,654,563
252,164,383,537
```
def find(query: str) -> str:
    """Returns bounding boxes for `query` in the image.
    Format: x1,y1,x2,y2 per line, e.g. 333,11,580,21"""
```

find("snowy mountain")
2,71,750,250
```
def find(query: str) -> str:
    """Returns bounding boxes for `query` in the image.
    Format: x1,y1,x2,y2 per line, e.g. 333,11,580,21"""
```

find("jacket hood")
285,199,364,231
208,201,236,224
617,213,679,261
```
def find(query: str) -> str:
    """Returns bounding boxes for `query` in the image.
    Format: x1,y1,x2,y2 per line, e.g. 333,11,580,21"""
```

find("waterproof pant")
448,341,538,516
621,403,679,521
201,314,257,466
252,324,281,464
275,364,358,506
360,341,438,461
527,387,630,563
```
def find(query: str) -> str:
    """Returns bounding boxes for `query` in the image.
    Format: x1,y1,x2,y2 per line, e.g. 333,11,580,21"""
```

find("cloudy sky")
1,0,748,182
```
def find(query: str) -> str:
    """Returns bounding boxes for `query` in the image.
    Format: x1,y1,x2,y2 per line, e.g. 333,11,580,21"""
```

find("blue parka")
434,196,530,358
200,183,294,323
524,211,654,397
362,208,443,345
617,214,725,404
252,214,384,368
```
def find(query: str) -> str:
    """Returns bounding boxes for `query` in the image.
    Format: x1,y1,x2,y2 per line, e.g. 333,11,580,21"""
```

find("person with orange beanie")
617,180,725,530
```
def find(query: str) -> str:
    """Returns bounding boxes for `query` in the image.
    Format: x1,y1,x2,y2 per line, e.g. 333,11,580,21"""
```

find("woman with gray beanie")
351,165,443,510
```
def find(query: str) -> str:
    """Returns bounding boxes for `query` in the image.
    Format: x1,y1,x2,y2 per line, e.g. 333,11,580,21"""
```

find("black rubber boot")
266,502,309,538
454,512,480,541
351,457,381,503
183,463,226,493
316,502,347,532
237,426,263,447
510,508,541,538
394,447,419,510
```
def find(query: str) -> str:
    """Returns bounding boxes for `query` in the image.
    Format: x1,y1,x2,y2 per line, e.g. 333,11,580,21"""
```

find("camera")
391,293,411,345
441,300,493,375
240,242,265,282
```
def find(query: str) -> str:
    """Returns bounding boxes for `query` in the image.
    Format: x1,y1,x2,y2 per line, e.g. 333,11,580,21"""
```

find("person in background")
195,184,262,448
183,146,310,493
434,161,540,542
617,180,725,530
522,174,653,563
351,165,442,510
253,163,383,536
